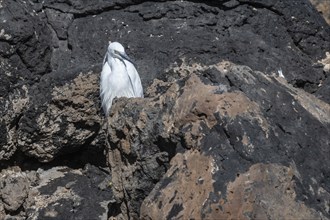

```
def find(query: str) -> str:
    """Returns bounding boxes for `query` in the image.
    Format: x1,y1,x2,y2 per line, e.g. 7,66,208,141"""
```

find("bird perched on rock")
100,42,143,115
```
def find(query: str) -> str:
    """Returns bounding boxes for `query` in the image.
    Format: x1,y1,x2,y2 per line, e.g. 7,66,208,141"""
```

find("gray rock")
107,62,330,219
25,164,113,220
0,0,52,161
17,71,103,162
1,0,329,162
0,165,112,219
310,0,330,24
0,168,32,212
0,0,329,219
45,8,73,40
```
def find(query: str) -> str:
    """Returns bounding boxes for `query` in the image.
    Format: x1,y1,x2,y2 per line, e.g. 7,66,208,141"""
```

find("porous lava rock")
0,0,329,219
107,62,330,219
1,0,329,162
310,0,330,24
0,164,113,220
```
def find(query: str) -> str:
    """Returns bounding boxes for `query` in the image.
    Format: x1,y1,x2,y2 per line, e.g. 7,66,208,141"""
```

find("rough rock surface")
0,0,329,219
310,0,330,24
1,0,329,161
108,62,330,219
0,164,112,220
17,71,103,162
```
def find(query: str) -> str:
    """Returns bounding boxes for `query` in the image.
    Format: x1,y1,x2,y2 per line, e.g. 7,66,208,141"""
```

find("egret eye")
114,50,124,59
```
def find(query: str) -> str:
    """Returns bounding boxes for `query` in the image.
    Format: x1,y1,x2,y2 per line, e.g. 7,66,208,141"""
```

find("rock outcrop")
108,62,330,219
0,0,329,219
310,0,330,24
0,164,112,220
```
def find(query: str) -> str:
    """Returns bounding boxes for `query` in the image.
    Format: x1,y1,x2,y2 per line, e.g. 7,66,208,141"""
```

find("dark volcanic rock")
0,167,32,213
0,0,52,160
0,0,329,219
1,0,329,161
17,71,103,162
26,164,113,220
107,62,330,219
0,164,113,220
310,0,330,24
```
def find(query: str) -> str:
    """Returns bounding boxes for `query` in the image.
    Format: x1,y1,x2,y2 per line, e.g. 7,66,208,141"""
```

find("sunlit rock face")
0,0,329,219
107,62,329,219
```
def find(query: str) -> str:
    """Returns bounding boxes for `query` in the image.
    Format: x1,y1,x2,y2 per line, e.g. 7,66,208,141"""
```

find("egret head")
107,42,135,65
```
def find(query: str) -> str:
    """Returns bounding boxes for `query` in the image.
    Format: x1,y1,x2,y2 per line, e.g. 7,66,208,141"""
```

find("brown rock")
107,61,330,219
310,0,330,24
204,163,323,219
18,71,103,162
0,168,31,212
141,159,324,220
140,150,214,219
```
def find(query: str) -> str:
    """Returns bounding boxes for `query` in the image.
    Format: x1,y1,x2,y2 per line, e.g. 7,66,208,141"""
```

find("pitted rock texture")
1,0,330,162
0,0,329,219
140,150,215,220
107,62,330,219
310,0,330,24
0,0,52,160
0,164,113,220
0,167,32,213
17,71,103,162
141,156,323,219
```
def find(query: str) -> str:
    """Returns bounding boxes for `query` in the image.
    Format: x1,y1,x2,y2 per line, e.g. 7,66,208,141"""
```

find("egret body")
100,42,143,115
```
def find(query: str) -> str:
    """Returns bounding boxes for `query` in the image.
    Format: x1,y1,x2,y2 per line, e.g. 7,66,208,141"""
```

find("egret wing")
125,61,144,98
100,58,113,115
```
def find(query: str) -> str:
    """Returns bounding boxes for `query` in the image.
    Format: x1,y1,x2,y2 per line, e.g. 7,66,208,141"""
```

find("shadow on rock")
107,61,330,219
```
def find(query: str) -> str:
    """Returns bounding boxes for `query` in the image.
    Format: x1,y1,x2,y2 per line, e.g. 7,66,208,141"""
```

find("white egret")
100,42,144,115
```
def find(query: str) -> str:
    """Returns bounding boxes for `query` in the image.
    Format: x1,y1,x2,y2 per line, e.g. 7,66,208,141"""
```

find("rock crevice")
0,0,329,219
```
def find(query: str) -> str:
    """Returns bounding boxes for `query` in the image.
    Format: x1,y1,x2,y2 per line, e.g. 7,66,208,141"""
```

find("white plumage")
100,42,143,115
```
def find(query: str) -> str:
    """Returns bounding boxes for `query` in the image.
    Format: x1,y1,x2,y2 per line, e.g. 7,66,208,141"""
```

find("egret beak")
117,51,136,66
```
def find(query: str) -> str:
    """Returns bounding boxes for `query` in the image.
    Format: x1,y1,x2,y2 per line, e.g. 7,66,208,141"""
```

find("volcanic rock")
107,62,330,219
0,0,329,219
